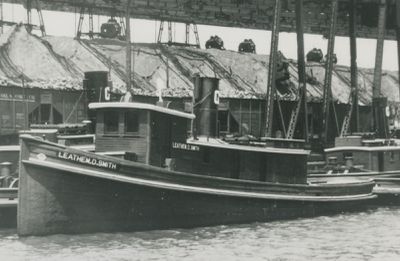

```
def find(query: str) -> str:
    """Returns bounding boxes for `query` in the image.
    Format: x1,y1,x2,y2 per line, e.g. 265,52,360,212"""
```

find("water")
1,207,400,261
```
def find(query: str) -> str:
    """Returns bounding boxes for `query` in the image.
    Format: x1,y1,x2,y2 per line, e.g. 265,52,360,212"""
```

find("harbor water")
1,207,400,260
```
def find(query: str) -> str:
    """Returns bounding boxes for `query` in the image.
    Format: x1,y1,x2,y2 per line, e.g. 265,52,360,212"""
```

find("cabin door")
151,113,172,167
161,118,172,161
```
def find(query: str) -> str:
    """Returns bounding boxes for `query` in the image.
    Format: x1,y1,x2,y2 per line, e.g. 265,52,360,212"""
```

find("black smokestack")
83,71,110,103
193,76,220,138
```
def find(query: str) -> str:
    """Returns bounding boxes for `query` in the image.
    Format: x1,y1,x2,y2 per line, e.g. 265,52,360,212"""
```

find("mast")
264,0,281,137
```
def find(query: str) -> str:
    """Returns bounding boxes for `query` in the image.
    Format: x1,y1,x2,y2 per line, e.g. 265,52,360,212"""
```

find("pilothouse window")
125,111,139,133
104,111,119,134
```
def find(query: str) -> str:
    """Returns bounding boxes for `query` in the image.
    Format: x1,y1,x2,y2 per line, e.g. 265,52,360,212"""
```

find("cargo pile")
0,25,398,104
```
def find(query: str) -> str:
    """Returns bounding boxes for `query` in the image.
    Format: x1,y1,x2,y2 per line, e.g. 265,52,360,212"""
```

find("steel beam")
297,0,308,142
185,23,189,45
396,0,400,100
0,0,3,34
341,0,359,137
373,0,387,99
88,8,93,39
168,21,172,43
372,0,388,138
349,0,359,133
26,0,32,33
125,0,132,91
264,0,281,138
76,7,85,39
321,0,338,144
286,0,308,141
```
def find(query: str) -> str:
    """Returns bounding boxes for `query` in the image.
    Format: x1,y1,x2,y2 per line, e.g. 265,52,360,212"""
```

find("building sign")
172,142,200,151
57,151,118,170
40,93,52,104
0,92,36,102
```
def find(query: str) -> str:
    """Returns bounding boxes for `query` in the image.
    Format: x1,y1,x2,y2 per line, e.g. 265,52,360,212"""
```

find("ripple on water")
1,207,400,261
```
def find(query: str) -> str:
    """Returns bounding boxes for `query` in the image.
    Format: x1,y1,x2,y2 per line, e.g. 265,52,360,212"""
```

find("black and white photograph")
0,0,400,260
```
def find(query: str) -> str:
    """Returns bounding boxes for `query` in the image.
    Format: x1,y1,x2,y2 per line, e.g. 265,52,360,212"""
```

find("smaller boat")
308,136,400,204
0,188,17,228
0,145,20,174
0,146,19,228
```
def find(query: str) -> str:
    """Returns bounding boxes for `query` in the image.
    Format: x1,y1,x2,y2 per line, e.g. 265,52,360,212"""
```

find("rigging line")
193,91,213,108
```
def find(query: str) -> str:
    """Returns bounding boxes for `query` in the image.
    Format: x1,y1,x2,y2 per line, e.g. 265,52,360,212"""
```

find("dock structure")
1,0,399,40
0,0,399,144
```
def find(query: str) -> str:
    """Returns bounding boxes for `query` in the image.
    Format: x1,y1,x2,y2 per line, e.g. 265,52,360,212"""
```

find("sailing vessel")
17,78,376,236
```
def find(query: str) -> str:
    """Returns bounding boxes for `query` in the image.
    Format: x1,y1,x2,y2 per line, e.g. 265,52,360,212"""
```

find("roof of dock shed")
0,25,399,105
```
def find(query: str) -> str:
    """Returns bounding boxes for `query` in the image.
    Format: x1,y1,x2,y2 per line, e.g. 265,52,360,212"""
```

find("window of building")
104,111,119,134
125,111,139,134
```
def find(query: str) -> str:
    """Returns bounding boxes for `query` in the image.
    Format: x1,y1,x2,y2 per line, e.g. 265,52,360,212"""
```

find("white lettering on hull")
57,151,118,170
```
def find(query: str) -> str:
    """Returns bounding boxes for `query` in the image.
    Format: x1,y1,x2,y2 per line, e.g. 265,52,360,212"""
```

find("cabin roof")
325,145,400,153
89,102,195,120
188,137,310,156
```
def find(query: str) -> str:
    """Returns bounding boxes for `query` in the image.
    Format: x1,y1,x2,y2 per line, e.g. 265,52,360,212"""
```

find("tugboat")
308,135,400,204
17,77,375,236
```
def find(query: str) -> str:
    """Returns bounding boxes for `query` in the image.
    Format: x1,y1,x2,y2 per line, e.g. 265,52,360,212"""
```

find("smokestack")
83,71,112,133
83,71,111,103
193,76,220,138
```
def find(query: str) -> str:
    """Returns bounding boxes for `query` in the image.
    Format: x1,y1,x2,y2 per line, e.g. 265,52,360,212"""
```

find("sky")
1,3,399,71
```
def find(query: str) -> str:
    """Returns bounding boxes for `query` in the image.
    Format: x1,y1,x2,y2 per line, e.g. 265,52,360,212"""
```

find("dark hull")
18,136,376,236
309,173,400,205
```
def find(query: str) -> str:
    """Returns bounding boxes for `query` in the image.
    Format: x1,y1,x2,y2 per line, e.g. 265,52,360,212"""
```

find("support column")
76,7,85,39
321,0,338,144
88,8,94,39
296,0,308,141
26,0,32,33
396,0,400,99
185,23,190,45
125,0,132,91
264,0,281,137
168,21,172,43
157,21,164,43
349,0,359,132
373,0,386,98
372,0,388,138
0,0,3,34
